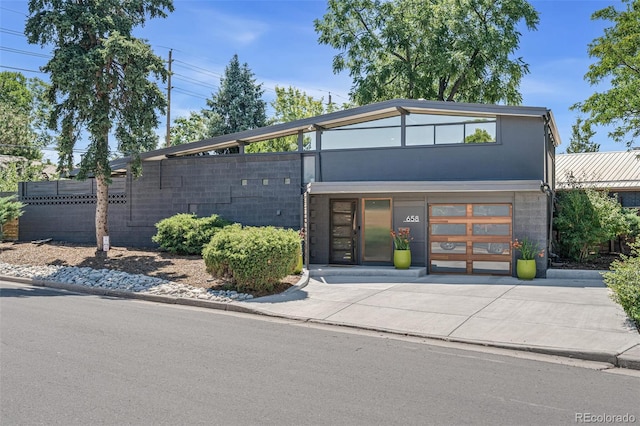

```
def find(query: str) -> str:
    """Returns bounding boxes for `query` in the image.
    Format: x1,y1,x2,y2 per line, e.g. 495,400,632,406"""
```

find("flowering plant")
512,237,544,260
391,228,412,250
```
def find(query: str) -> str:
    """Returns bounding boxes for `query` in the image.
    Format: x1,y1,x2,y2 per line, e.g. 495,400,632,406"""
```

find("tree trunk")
95,173,109,251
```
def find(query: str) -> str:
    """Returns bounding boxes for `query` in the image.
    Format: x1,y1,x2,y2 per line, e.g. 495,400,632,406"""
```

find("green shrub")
152,213,230,255
555,189,629,262
203,225,300,293
603,242,640,325
624,210,640,239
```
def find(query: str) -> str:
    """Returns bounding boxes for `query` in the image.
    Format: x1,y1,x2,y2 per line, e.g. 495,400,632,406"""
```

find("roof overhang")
107,99,561,175
306,180,547,194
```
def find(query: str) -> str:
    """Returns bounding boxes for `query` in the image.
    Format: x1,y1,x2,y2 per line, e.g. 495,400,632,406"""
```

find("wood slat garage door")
428,204,512,275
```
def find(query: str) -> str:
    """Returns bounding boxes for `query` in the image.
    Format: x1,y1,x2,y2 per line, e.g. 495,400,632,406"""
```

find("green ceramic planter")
393,250,411,270
516,259,536,280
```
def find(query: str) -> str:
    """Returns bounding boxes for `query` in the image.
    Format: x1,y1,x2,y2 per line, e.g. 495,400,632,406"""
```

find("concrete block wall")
122,153,302,246
18,153,303,247
18,178,128,244
513,192,550,277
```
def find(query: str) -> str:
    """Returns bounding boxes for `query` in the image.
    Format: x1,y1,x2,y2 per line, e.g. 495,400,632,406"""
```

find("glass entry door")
363,199,392,262
330,200,357,264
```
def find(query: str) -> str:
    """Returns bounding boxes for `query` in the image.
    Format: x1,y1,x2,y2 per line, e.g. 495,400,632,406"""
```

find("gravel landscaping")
0,241,299,299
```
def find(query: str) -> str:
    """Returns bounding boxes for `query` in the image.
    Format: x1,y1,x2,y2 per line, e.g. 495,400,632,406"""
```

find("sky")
0,0,628,164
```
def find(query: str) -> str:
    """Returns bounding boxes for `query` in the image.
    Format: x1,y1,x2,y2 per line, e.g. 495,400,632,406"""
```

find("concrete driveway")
241,267,640,368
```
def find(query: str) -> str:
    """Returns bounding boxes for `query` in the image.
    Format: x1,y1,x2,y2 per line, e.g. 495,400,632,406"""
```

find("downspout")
543,111,559,262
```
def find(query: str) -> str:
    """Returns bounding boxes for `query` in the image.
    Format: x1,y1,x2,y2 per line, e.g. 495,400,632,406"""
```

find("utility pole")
165,49,173,148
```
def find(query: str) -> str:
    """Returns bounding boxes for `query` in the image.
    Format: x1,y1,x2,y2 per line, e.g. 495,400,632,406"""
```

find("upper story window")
321,116,401,150
406,114,496,146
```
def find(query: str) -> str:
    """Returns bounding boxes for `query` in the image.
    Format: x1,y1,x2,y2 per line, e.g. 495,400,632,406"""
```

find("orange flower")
512,236,544,260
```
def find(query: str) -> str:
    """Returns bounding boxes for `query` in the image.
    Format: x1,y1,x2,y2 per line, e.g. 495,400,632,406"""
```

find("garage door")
428,204,512,275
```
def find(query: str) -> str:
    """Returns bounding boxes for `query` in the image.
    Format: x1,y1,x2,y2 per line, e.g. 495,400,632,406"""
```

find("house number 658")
404,215,420,223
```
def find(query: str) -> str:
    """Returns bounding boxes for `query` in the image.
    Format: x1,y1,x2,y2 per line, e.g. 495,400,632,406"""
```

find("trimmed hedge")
152,213,230,255
604,243,640,325
203,225,300,293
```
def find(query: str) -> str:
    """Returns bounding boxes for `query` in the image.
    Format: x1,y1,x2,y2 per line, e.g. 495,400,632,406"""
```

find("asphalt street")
1,280,639,425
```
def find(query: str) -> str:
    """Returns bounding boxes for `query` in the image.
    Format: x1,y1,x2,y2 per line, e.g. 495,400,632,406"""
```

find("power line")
0,46,51,59
0,6,27,16
172,87,208,100
0,65,45,74
0,27,26,37
173,59,223,79
173,73,218,90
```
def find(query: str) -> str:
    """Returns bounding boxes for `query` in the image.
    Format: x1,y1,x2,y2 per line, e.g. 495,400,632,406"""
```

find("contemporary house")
17,99,560,276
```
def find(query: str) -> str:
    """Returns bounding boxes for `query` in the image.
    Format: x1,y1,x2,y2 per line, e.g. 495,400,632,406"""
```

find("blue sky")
0,0,627,163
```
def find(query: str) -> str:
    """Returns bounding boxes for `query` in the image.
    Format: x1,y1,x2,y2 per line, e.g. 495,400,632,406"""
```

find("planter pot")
393,250,411,269
516,259,536,280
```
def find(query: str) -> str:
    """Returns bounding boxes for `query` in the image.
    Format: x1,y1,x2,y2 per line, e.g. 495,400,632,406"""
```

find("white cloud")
187,7,269,46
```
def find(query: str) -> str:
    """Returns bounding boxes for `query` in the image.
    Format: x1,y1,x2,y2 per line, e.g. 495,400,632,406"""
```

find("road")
1,280,639,425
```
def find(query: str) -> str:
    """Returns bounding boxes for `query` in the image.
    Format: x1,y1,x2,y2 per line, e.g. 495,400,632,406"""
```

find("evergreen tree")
26,0,173,251
566,117,599,153
204,55,266,154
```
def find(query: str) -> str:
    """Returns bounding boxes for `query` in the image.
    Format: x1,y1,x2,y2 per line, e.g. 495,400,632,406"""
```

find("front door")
330,200,357,264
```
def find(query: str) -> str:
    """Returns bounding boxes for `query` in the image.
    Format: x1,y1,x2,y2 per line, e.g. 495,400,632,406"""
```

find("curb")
2,272,638,371
0,269,310,314
546,269,608,280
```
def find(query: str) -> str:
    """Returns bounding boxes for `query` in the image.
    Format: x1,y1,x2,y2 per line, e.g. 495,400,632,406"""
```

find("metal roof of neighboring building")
556,151,640,190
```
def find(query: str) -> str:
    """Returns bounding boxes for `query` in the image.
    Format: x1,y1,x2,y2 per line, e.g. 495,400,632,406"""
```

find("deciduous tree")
170,112,209,146
26,0,173,251
566,117,599,153
315,0,539,105
246,86,331,153
0,71,52,160
574,0,640,147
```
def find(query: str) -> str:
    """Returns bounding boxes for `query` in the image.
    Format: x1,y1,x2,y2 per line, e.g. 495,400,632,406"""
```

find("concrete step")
309,265,427,278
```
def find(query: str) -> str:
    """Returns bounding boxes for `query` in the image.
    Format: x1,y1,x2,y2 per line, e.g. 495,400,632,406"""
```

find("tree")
464,128,494,143
204,54,266,153
170,112,209,146
566,117,599,153
25,0,173,251
0,159,46,193
314,0,539,105
555,189,629,262
0,195,25,240
246,86,330,153
0,72,52,160
574,0,640,148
